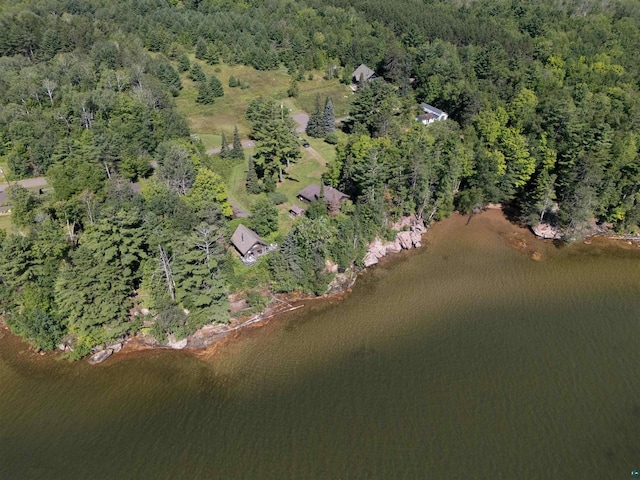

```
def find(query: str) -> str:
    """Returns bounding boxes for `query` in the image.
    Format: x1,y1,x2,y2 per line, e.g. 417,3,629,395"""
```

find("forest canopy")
1,0,639,356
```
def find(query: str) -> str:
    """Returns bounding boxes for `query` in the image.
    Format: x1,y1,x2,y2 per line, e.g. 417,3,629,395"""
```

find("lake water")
2,210,640,479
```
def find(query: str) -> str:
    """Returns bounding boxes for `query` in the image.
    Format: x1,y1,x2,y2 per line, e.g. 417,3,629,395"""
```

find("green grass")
0,214,12,232
176,59,350,141
197,133,223,152
175,59,344,236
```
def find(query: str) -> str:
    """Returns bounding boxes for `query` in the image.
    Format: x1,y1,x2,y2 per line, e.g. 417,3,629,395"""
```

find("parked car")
302,140,310,148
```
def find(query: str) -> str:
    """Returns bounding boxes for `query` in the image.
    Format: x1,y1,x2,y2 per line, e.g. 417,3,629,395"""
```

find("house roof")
289,205,305,215
420,102,445,117
417,113,437,122
298,184,349,204
352,64,376,81
231,224,267,256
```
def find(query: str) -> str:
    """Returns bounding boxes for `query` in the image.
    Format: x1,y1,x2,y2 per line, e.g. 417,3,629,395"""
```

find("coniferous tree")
196,79,214,104
195,38,207,60
220,131,230,159
323,97,335,135
209,74,224,97
178,54,190,72
231,126,244,159
156,63,182,96
246,156,261,194
306,94,325,138
188,62,205,82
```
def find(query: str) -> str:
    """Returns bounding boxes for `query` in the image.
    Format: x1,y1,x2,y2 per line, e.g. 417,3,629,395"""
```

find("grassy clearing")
175,59,350,140
175,59,344,237
226,143,330,236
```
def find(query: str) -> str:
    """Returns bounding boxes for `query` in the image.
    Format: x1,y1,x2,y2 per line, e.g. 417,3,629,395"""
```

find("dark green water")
2,210,640,479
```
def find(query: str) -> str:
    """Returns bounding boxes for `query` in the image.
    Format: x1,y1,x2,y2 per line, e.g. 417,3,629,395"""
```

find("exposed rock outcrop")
532,223,562,240
89,349,113,364
397,231,413,249
384,239,402,254
363,217,428,265
167,335,188,349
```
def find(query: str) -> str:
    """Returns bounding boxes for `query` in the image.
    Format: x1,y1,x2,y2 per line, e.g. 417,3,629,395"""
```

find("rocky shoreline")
88,216,430,363
363,216,426,267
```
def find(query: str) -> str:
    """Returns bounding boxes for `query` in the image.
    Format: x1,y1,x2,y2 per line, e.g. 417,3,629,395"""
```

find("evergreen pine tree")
205,43,219,65
246,156,261,194
41,28,62,60
231,126,244,159
188,63,205,82
305,94,324,138
323,97,335,134
209,75,224,97
196,78,214,104
156,63,182,96
178,54,190,72
220,132,230,159
228,75,238,87
195,38,207,59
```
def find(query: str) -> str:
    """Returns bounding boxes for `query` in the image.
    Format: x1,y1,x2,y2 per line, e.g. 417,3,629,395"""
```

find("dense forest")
1,0,639,356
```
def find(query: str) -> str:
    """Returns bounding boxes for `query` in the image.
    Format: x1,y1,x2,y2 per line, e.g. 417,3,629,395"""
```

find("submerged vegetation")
0,0,639,355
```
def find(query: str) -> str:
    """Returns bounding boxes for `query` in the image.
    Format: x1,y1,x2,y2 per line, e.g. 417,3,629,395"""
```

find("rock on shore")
89,348,113,364
363,217,427,266
532,223,562,240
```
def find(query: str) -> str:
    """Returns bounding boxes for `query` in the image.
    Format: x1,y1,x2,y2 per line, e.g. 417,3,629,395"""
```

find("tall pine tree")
209,75,224,97
305,94,324,138
220,132,230,159
323,97,335,135
246,156,261,194
231,126,244,159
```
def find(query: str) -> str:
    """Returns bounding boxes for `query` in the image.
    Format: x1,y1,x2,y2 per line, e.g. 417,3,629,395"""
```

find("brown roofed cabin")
231,224,275,265
297,184,349,205
352,64,376,83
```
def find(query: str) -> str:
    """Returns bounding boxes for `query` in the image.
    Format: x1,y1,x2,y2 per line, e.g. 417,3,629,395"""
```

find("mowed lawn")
227,144,327,234
175,59,347,235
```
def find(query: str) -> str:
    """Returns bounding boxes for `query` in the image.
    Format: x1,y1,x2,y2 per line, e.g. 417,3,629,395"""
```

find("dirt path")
292,112,309,133
0,176,48,192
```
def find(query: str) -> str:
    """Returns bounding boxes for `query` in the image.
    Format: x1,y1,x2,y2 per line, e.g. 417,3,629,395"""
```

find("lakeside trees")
1,0,640,355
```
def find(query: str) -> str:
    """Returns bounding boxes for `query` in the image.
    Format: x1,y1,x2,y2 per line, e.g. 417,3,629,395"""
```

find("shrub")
267,192,287,205
324,132,338,144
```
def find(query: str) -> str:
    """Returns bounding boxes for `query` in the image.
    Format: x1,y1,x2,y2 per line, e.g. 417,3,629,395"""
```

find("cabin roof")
231,224,267,256
420,102,445,116
298,184,348,204
352,64,376,81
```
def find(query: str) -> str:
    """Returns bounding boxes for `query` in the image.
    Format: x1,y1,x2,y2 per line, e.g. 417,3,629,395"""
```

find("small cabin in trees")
352,64,377,83
416,103,448,124
297,184,349,205
350,64,377,91
231,224,275,265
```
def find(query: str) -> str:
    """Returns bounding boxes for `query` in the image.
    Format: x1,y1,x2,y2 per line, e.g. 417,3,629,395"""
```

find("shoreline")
4,207,640,364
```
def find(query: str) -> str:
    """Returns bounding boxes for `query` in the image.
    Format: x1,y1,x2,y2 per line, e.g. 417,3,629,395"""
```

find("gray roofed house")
418,103,448,123
352,64,376,83
231,224,276,265
297,184,349,205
